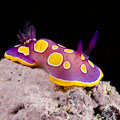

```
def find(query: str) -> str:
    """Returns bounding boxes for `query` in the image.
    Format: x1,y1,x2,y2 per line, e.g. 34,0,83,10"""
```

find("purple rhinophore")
85,31,98,56
77,40,83,55
89,31,98,49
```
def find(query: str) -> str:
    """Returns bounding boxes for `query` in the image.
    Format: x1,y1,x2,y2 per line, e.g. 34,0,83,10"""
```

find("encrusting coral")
0,58,120,120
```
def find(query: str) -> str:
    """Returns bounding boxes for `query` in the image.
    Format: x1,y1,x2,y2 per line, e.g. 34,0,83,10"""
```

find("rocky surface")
0,58,120,120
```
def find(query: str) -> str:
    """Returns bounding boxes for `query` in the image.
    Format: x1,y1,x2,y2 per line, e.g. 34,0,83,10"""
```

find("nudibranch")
4,22,104,87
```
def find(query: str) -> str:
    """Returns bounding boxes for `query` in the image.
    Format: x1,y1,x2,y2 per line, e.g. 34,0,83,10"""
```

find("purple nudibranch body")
4,23,104,87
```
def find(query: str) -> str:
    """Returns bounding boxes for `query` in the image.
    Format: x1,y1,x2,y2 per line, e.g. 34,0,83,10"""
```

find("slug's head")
49,31,104,87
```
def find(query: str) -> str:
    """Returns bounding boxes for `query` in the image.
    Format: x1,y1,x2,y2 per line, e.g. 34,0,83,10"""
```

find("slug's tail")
4,22,37,67
17,22,36,43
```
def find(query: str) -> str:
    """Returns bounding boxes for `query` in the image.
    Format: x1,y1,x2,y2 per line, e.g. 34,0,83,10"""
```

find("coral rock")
0,58,120,120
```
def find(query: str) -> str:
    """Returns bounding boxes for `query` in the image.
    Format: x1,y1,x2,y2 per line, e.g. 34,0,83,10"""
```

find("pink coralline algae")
0,58,120,120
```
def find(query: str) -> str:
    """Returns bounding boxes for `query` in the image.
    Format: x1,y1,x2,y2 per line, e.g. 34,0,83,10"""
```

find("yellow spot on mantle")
64,49,74,53
52,45,58,50
63,61,71,69
34,40,48,53
81,54,85,60
81,64,87,73
47,52,63,67
24,40,30,44
26,40,30,43
18,46,29,56
88,60,94,68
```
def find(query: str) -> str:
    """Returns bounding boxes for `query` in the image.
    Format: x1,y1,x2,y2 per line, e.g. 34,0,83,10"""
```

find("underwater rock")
0,58,120,120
